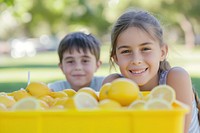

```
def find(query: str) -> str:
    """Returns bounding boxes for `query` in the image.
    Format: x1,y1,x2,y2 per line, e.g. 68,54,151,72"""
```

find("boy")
48,32,104,92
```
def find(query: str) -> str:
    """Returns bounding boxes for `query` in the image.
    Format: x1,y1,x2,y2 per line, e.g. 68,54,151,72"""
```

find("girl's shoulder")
102,73,123,85
159,67,189,85
167,66,190,80
166,66,193,99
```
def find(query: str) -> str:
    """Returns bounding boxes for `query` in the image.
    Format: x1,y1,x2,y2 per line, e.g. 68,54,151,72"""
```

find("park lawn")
0,44,200,94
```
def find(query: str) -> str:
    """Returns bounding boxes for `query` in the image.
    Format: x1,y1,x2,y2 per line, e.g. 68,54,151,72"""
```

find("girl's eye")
121,50,131,54
142,47,151,51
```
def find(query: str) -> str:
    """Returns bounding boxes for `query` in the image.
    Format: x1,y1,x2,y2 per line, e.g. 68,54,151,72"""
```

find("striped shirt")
159,69,200,133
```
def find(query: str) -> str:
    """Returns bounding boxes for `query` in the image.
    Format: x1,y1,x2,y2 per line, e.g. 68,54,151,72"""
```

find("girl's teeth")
131,69,145,74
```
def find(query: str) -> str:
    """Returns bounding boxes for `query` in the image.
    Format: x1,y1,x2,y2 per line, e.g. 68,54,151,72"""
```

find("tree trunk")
179,14,195,49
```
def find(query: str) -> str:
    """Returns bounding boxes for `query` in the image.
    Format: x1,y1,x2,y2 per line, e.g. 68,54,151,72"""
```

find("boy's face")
59,49,101,91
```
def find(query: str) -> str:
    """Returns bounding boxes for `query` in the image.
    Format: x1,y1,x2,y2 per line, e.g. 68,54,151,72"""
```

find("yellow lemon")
0,92,8,96
26,82,51,97
136,92,144,100
62,89,76,97
144,99,172,110
11,97,40,110
0,103,7,111
74,92,98,109
172,100,190,110
143,94,151,101
9,89,31,101
98,99,121,109
38,95,55,106
0,95,16,108
39,100,49,109
52,97,69,107
128,100,146,109
107,78,139,106
63,92,98,109
49,105,65,110
99,83,111,101
63,98,76,109
149,85,175,104
78,87,99,101
49,91,68,98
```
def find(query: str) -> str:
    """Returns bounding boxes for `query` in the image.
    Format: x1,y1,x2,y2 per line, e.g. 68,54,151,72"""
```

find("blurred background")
0,0,200,93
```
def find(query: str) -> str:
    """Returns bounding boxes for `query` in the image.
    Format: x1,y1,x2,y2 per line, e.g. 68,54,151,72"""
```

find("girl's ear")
160,44,168,61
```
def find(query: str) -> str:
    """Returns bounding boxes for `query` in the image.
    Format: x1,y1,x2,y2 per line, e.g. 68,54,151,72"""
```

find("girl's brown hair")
110,8,171,71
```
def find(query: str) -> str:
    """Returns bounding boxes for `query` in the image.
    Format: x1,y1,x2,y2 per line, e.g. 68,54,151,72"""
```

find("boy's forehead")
63,49,95,58
65,48,91,55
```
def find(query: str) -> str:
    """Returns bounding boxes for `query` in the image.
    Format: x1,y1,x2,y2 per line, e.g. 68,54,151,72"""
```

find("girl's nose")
131,53,142,65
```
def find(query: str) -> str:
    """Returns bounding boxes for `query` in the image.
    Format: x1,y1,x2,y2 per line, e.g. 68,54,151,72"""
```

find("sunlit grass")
0,44,200,93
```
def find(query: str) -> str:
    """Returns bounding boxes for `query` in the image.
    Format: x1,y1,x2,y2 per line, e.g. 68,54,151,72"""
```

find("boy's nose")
74,63,82,71
75,67,81,71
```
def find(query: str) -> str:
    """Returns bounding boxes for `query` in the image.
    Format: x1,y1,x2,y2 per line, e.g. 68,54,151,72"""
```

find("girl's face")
59,49,101,91
114,27,167,90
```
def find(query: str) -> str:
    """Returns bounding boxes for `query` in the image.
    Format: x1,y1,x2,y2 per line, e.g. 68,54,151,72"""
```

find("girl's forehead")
116,27,157,46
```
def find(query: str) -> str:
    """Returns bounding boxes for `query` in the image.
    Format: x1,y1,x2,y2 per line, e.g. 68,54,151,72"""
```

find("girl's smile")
129,68,148,75
114,27,166,89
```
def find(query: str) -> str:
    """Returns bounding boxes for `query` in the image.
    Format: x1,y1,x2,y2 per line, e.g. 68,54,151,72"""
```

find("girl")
102,8,199,133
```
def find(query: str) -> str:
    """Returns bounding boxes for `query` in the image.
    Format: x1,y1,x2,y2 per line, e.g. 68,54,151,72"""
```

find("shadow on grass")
0,82,27,93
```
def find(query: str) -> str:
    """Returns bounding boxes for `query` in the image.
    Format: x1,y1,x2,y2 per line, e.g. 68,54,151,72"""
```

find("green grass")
0,44,200,95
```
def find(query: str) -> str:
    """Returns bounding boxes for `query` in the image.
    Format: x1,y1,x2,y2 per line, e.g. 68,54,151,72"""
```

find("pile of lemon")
0,78,176,111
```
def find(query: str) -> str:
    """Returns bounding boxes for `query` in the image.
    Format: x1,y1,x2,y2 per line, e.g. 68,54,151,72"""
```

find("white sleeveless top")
159,69,200,133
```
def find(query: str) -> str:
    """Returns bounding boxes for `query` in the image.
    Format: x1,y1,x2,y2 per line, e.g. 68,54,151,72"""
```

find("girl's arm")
166,67,194,133
102,73,121,85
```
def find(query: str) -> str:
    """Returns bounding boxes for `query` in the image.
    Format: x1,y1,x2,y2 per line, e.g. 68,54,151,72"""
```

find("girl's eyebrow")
117,42,153,50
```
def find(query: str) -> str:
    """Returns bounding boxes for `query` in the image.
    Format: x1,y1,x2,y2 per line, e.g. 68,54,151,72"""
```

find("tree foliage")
0,0,200,47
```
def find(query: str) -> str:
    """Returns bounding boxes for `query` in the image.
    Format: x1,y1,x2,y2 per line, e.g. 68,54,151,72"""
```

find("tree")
160,0,200,48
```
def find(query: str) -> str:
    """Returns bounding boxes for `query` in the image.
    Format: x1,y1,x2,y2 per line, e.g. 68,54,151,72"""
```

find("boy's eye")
66,60,74,63
82,59,90,63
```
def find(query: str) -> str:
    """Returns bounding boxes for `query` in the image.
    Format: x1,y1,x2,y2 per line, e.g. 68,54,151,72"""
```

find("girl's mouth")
129,68,148,74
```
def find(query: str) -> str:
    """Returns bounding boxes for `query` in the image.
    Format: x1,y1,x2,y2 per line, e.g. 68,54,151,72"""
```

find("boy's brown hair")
58,32,101,63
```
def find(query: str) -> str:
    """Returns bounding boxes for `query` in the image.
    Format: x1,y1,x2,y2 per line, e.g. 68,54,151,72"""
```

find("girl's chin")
129,79,145,86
